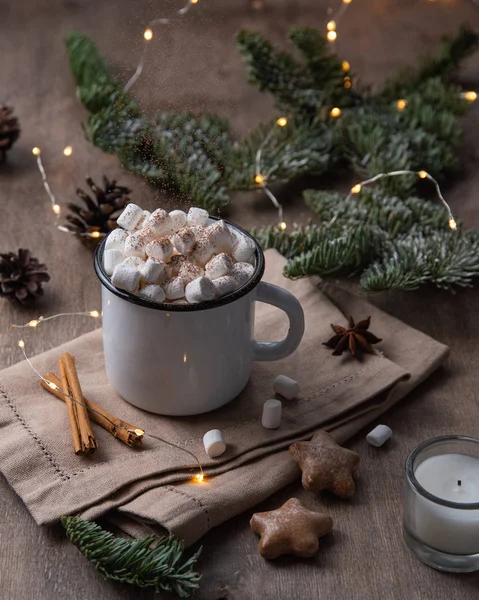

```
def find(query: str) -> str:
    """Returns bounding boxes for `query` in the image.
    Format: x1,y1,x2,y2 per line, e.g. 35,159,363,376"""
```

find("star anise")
323,316,382,360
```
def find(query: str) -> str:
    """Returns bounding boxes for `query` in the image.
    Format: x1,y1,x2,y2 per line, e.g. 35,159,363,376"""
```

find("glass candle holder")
403,435,479,572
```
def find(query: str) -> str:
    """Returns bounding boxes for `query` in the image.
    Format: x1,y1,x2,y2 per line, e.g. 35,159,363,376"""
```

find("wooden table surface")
2,0,479,598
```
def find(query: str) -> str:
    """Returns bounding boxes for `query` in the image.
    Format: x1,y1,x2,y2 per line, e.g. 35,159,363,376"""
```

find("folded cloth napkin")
0,250,449,546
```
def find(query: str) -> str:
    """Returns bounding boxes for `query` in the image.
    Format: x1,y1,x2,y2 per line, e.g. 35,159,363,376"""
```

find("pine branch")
62,516,201,597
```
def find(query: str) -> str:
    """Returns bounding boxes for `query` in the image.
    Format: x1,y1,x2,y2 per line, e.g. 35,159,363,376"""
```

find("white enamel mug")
94,218,305,416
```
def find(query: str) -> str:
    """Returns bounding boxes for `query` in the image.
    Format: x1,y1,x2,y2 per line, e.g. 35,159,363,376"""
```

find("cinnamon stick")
41,373,144,447
58,355,83,455
58,353,97,455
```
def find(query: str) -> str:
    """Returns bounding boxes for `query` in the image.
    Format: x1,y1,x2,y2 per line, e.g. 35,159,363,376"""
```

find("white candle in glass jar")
410,454,479,555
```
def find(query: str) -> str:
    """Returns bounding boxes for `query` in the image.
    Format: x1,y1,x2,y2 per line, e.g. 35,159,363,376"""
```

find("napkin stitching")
165,485,211,531
0,383,70,482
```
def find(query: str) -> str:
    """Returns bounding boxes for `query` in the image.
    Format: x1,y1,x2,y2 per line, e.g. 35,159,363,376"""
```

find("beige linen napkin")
0,250,449,546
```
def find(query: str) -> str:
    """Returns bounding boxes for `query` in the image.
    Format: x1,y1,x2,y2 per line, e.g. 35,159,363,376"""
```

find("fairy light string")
11,311,101,329
16,339,204,483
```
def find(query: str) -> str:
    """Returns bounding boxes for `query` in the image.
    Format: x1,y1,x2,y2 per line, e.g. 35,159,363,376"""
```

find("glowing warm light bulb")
342,61,351,72
255,174,265,184
464,91,477,102
63,146,73,157
418,170,428,179
143,28,153,41
89,310,100,318
91,231,101,238
327,31,337,42
134,428,145,436
330,107,341,118
279,222,287,231
18,340,25,349
351,184,362,194
183,353,187,363
190,0,199,4
343,0,352,4
48,381,58,390
276,117,288,127
396,99,407,111
448,219,457,231
52,204,61,215
28,320,39,328
327,20,336,31
193,473,204,484
32,147,41,156
344,77,351,89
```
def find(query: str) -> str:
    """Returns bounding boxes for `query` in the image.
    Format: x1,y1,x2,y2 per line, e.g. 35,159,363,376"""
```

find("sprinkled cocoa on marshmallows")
105,205,257,305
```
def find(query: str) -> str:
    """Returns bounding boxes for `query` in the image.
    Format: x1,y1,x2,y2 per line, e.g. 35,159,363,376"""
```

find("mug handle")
252,281,305,361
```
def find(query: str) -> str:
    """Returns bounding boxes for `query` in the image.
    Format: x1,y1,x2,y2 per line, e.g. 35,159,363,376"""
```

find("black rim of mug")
93,216,266,312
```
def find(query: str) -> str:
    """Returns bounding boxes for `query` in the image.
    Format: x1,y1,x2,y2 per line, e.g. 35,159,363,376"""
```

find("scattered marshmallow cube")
121,256,144,269
203,429,227,458
146,237,174,262
207,220,233,253
231,262,255,287
273,375,300,400
103,249,124,276
124,232,148,258
111,264,141,293
187,207,209,227
105,228,128,251
172,227,196,254
205,253,234,280
366,425,393,448
212,275,238,297
261,399,282,430
164,277,186,300
185,276,216,303
169,210,187,232
117,203,144,231
178,262,204,285
192,234,216,266
141,257,166,284
147,208,173,236
232,234,256,263
137,284,166,304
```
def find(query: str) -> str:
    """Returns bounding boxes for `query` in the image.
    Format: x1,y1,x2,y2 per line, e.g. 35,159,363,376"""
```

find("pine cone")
0,105,20,164
0,249,50,306
63,175,131,248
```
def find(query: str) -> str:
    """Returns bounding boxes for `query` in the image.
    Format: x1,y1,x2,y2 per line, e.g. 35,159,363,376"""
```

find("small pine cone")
0,249,50,306
0,105,21,164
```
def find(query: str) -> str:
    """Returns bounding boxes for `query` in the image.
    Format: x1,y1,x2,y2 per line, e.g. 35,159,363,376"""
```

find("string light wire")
16,339,204,483
11,311,101,329
326,0,353,43
349,169,457,230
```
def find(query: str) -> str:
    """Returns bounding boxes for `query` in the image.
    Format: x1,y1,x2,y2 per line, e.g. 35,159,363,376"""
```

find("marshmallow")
164,277,186,300
190,225,206,239
366,425,393,448
192,234,216,266
111,264,141,293
136,226,156,244
137,284,166,304
105,228,128,251
203,429,227,458
169,298,189,305
121,256,144,269
212,275,238,297
205,253,234,280
232,234,256,263
146,237,174,262
135,210,152,230
231,262,255,287
103,249,124,276
261,399,282,430
273,375,300,400
178,262,204,284
147,208,173,236
187,207,209,227
141,257,167,284
207,220,233,253
116,203,144,231
172,227,196,254
185,276,216,304
169,210,187,232
124,232,148,258
165,254,187,277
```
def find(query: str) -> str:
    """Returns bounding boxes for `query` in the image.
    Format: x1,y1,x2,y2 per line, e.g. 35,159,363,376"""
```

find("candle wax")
415,454,479,503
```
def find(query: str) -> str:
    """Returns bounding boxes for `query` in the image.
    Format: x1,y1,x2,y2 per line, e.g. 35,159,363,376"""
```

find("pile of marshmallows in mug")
104,204,256,305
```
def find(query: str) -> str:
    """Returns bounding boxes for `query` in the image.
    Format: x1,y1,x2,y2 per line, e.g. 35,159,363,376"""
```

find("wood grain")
1,0,479,598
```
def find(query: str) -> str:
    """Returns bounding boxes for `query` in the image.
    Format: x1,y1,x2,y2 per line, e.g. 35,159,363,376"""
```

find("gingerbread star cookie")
289,430,360,499
250,497,333,559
